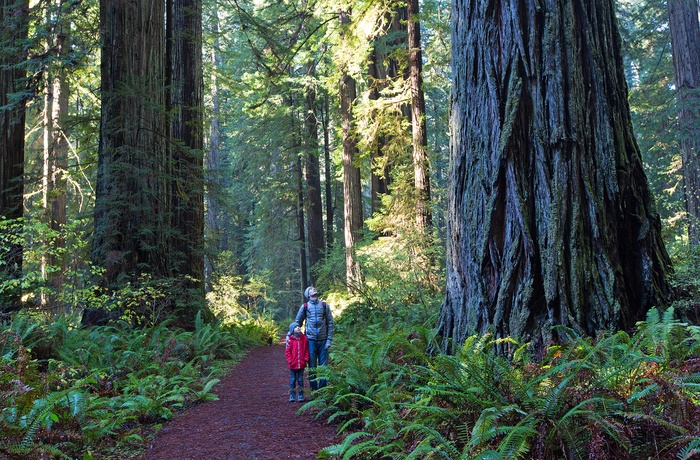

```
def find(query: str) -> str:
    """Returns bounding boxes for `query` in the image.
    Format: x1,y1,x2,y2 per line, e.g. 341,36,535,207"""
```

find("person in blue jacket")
294,286,334,390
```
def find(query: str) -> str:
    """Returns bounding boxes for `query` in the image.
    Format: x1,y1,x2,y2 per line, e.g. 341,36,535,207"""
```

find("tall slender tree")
437,0,673,354
667,0,700,246
406,0,432,232
42,0,70,309
305,60,325,279
0,0,29,312
320,91,335,248
297,148,309,289
339,9,363,288
205,6,223,285
168,0,205,311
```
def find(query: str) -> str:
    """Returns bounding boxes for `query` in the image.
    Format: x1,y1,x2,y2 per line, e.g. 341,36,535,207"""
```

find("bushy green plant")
316,308,700,460
0,308,263,459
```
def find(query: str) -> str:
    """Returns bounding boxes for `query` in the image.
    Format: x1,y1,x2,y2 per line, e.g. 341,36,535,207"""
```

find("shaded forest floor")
136,338,342,459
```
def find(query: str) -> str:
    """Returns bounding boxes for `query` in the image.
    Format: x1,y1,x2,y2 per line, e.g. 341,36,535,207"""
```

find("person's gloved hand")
325,340,332,349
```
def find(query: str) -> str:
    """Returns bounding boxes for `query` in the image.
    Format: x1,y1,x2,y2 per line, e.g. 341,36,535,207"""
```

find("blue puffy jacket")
295,298,334,345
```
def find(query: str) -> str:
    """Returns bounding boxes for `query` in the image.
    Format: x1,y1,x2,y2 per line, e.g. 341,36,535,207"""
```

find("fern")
399,423,461,458
317,431,371,458
675,437,700,460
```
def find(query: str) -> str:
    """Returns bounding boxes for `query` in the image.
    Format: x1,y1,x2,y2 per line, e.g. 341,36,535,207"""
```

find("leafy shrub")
315,307,700,460
0,308,267,459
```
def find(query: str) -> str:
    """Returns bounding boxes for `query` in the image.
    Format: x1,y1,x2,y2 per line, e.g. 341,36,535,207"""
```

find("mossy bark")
0,0,28,312
94,0,170,284
437,0,673,354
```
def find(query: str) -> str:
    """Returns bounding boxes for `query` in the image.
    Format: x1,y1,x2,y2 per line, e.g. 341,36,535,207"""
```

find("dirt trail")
137,340,341,460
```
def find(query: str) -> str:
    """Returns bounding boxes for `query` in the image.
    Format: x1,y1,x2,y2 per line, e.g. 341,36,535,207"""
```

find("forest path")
137,339,341,459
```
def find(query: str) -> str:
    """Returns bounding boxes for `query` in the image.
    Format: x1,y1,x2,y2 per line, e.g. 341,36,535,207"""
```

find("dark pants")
289,369,304,389
308,339,329,390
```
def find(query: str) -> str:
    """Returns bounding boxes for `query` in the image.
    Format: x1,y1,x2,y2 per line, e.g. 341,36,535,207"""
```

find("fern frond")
317,431,370,458
673,436,700,460
497,423,537,459
399,422,461,458
469,405,526,447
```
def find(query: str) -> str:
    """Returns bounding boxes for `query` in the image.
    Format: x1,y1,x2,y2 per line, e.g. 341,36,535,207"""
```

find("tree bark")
667,0,700,246
205,7,222,287
406,0,432,232
305,61,325,278
321,91,334,248
297,151,308,290
94,0,170,285
339,10,363,289
42,0,70,309
0,0,29,312
168,0,205,308
437,0,673,354
368,45,390,215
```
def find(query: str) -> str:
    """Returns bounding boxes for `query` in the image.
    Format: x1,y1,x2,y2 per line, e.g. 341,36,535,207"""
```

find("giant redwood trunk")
94,0,170,285
168,0,205,309
667,0,700,246
436,0,673,353
0,0,29,312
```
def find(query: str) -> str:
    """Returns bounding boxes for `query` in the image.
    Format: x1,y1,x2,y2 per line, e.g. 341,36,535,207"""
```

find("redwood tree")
339,9,363,288
94,0,170,284
169,0,205,307
0,0,29,312
305,61,325,279
437,0,673,353
667,0,700,246
407,0,432,232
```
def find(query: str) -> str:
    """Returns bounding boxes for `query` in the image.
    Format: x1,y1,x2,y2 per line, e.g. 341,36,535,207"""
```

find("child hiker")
285,322,309,402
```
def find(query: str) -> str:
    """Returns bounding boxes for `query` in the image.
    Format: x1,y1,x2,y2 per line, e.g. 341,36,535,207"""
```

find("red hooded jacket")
286,332,310,370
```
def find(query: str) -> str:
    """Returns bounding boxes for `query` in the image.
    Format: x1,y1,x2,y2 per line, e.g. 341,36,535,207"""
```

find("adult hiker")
294,286,334,390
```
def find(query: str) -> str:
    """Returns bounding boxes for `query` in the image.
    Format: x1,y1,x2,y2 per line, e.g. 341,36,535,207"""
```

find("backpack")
303,301,327,319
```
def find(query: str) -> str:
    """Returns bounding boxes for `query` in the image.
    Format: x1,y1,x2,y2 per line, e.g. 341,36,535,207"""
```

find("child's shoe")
289,390,296,402
297,390,305,402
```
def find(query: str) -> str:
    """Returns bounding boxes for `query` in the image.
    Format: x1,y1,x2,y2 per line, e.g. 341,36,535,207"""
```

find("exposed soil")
137,339,342,460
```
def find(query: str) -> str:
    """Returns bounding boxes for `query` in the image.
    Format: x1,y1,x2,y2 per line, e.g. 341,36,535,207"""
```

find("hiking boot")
297,391,304,402
289,390,296,402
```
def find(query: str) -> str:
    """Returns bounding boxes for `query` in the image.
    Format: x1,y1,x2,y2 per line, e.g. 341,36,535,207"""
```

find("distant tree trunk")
297,150,308,290
42,1,70,309
305,61,324,278
205,8,222,287
94,0,170,285
321,91,334,248
168,0,205,318
437,0,673,354
339,9,363,288
667,0,700,246
368,45,390,216
406,0,432,232
0,0,29,312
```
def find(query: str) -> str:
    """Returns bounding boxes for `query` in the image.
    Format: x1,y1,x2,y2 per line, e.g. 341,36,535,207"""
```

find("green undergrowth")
0,310,277,459
308,306,700,460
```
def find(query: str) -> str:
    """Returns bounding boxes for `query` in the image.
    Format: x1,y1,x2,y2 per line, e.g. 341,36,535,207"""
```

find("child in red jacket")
285,322,309,402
